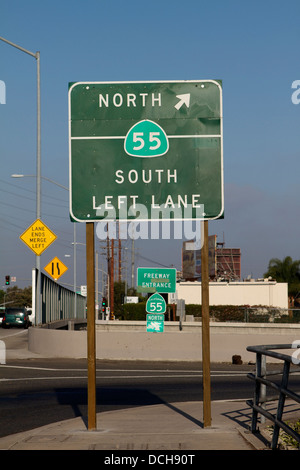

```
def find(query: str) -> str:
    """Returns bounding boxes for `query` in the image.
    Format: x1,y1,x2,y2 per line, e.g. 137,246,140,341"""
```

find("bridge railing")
36,271,87,324
247,343,300,450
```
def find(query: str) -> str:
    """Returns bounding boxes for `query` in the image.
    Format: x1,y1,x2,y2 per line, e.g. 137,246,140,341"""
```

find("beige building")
175,280,288,309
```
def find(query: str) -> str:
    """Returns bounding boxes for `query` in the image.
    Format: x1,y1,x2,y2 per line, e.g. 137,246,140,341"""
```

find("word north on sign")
146,313,164,333
69,80,223,222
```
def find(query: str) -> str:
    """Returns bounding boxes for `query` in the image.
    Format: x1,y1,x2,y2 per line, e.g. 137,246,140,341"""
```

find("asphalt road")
1,328,300,438
0,357,257,438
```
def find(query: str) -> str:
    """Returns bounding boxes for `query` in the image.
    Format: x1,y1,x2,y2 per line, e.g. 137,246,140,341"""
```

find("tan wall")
28,321,300,363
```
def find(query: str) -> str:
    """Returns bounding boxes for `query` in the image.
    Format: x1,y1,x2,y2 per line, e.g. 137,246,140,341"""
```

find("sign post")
201,220,211,427
86,222,96,430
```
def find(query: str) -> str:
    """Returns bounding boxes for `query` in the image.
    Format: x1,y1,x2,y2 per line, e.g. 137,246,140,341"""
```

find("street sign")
20,218,57,256
124,296,139,304
146,314,164,333
137,267,176,293
44,257,68,280
80,285,87,297
146,292,166,314
69,80,223,222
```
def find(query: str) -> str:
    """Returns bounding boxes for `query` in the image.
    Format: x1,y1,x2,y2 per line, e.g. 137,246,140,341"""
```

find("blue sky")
1,0,300,291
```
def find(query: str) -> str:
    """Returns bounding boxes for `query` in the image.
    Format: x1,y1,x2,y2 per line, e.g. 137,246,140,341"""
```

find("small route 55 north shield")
146,293,166,314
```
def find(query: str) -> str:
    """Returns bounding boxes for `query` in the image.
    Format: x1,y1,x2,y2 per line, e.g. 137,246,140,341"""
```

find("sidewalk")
0,399,268,450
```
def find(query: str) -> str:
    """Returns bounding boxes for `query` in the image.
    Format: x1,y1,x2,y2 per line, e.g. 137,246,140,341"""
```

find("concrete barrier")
28,321,300,363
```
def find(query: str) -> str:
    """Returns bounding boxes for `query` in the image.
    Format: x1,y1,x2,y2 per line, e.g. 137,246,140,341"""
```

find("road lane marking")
0,364,254,374
0,372,260,382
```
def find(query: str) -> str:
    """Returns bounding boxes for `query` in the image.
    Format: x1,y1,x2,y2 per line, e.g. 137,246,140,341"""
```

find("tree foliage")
0,286,32,308
113,281,145,317
264,256,300,296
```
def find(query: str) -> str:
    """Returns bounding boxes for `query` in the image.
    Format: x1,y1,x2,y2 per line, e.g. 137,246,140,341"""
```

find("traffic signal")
102,297,107,314
5,275,10,286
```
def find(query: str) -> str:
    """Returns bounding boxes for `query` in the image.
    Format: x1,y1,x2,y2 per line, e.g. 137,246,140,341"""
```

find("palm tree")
264,256,300,302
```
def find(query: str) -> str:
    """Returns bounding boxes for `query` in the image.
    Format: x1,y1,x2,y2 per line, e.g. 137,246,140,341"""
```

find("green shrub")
115,302,147,321
113,302,300,323
185,304,246,322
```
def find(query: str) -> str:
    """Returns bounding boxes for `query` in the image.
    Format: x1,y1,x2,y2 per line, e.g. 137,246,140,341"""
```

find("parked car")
1,307,32,329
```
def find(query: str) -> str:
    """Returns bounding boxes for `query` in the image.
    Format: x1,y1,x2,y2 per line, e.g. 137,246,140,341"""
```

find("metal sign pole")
86,222,96,430
201,220,211,427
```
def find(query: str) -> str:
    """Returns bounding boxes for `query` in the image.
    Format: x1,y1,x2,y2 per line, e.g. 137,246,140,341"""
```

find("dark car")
2,307,32,329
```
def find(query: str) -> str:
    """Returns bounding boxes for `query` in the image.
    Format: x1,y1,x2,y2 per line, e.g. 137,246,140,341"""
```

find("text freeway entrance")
69,80,223,222
137,267,176,293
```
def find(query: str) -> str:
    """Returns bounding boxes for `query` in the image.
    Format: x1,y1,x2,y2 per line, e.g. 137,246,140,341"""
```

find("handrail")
246,343,300,450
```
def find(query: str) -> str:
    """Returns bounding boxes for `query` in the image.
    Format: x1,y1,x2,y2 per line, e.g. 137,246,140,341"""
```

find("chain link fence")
184,304,300,323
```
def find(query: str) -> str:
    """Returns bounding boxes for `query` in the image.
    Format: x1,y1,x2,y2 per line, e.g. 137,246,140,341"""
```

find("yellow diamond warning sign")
44,257,68,280
20,218,57,256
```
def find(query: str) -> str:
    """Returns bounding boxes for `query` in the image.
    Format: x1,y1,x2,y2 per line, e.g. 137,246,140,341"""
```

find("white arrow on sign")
174,93,190,110
149,322,161,331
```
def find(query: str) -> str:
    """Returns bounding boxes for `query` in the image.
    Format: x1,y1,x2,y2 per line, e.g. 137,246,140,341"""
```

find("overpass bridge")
32,270,86,326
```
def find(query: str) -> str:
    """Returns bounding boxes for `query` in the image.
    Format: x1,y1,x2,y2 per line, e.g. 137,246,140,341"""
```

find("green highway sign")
137,267,176,293
146,314,164,333
146,293,167,314
68,80,223,222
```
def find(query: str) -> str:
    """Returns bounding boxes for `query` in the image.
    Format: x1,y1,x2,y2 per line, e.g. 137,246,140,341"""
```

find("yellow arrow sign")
20,218,57,256
44,257,68,280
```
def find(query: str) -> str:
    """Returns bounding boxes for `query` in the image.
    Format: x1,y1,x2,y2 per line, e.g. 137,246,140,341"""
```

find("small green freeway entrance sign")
137,267,176,293
68,80,223,222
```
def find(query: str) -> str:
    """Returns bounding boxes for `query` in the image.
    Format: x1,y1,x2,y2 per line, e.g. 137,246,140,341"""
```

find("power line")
0,179,69,206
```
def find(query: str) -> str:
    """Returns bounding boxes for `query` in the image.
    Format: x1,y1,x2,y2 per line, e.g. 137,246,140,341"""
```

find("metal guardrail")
246,344,300,450
40,272,87,324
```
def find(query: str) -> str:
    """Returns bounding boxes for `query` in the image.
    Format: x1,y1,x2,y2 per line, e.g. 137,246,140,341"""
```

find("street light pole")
1,36,41,324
